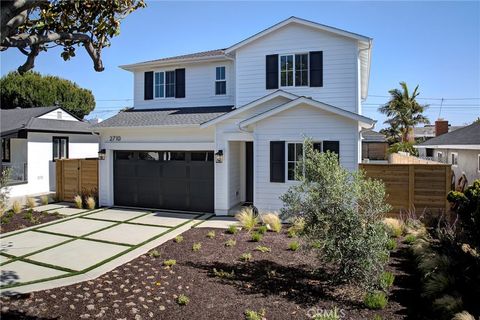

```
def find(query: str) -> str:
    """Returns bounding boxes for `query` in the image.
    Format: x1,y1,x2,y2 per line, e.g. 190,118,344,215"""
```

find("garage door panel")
137,161,161,177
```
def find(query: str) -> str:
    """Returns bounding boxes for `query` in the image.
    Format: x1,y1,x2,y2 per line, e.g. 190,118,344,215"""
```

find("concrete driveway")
0,207,210,294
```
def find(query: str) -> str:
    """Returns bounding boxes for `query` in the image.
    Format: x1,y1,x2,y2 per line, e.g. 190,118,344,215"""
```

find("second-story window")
280,54,309,87
154,72,164,98
154,71,175,98
280,55,293,87
165,71,176,98
215,66,226,95
295,54,308,86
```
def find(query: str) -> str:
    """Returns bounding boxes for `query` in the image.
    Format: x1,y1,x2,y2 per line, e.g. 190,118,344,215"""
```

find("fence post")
408,165,414,211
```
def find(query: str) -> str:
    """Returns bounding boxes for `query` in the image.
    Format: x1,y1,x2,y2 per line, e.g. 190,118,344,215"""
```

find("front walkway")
0,207,211,294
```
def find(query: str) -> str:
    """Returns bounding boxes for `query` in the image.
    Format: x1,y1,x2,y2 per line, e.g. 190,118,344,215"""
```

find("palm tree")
379,82,429,142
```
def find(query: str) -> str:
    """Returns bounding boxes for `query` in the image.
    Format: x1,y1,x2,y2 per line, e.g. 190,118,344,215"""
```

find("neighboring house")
94,16,375,215
416,122,480,186
414,119,464,143
361,130,387,161
1,107,99,198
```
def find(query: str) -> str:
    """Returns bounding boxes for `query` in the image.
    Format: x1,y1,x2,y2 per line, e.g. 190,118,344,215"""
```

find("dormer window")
154,71,175,98
215,66,226,95
280,54,308,87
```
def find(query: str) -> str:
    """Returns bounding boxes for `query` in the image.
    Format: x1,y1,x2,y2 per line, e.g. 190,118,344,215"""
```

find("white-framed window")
215,66,226,95
154,71,175,98
280,53,308,87
287,142,322,181
451,152,458,166
437,151,443,163
52,136,68,161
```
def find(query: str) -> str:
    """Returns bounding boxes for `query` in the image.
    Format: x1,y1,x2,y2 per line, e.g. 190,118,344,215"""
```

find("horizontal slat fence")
359,163,451,215
56,159,98,201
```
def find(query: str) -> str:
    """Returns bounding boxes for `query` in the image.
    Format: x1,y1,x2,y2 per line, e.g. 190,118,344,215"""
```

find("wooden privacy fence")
359,163,452,215
56,159,98,202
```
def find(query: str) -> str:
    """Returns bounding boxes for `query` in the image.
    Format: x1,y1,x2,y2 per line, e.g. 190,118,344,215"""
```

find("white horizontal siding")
252,104,359,212
133,61,235,109
235,23,359,112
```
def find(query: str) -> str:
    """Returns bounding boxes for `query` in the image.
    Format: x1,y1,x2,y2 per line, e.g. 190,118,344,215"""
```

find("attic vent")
57,110,62,119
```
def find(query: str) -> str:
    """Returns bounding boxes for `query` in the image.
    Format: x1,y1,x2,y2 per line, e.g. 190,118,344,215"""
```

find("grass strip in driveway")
0,212,205,290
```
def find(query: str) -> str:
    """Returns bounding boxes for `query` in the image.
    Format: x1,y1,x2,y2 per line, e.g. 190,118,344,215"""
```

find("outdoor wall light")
215,150,224,163
98,149,106,160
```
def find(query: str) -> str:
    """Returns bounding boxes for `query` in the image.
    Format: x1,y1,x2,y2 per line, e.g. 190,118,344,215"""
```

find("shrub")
388,142,418,156
251,232,262,242
432,295,463,315
386,238,397,251
226,224,239,234
192,242,202,252
85,196,96,210
148,249,160,258
280,140,391,289
40,195,49,205
26,197,36,209
403,234,416,245
174,235,184,243
379,271,395,290
257,225,268,234
212,268,235,279
73,195,83,209
383,218,404,237
163,259,176,268
261,212,282,232
12,200,22,214
235,207,258,232
176,294,189,306
452,311,475,320
422,272,453,298
240,252,252,262
312,307,340,320
254,246,271,253
0,168,12,216
244,309,265,320
224,239,236,247
364,291,388,309
23,209,38,223
206,230,216,239
371,316,382,320
288,241,300,251
287,217,305,237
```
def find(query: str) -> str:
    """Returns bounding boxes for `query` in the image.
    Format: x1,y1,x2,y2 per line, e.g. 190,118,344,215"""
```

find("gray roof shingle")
362,129,386,142
121,49,226,68
419,122,480,146
94,106,235,128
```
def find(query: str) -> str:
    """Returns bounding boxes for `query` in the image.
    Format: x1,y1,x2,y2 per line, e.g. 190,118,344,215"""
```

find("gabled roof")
238,97,375,128
93,106,234,129
417,122,480,147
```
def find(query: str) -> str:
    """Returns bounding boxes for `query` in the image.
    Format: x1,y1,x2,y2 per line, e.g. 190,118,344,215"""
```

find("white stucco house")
94,17,375,215
1,106,99,198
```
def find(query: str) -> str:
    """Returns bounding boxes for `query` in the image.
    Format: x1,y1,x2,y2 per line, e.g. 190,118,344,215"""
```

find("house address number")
109,136,121,142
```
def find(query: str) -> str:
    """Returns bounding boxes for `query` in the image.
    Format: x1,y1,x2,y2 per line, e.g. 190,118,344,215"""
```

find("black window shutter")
270,141,285,182
175,68,185,98
309,51,323,87
323,141,340,158
266,54,279,90
144,71,153,100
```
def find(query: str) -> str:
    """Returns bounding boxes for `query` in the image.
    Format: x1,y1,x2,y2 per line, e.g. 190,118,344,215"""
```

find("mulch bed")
0,228,420,320
0,210,64,234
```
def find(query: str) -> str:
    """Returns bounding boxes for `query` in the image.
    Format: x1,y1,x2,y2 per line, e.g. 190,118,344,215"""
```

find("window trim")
279,53,309,88
450,152,458,166
215,66,227,95
52,136,69,161
153,70,176,99
2,138,11,162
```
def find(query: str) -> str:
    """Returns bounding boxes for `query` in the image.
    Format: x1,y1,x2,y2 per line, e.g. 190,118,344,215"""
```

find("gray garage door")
114,151,214,212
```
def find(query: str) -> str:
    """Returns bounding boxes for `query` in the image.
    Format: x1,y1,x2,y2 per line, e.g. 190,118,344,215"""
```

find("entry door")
245,142,254,203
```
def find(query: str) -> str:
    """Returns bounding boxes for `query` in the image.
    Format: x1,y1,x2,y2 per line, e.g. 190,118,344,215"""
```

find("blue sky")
1,1,479,128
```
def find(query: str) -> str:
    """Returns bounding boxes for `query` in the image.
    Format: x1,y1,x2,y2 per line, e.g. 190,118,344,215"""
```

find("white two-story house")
94,17,375,215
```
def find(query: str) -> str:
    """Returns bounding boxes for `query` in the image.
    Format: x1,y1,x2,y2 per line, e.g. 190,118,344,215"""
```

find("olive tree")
280,139,391,289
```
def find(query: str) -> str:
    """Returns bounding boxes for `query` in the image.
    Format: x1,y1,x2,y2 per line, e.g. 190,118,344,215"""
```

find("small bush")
26,197,36,209
163,259,176,268
287,229,297,238
174,235,184,243
403,234,416,245
312,307,340,320
311,240,322,249
206,230,216,239
12,200,22,214
371,315,382,320
251,232,262,242
386,238,397,251
85,196,96,210
288,241,300,251
364,291,388,310
422,272,453,298
432,294,463,315
254,246,271,253
452,311,475,320
257,225,268,234
261,212,282,232
244,309,265,320
23,209,37,223
288,217,305,237
235,207,258,232
148,249,160,258
176,294,189,306
383,218,404,238
73,195,83,209
213,268,235,279
225,239,236,247
40,195,49,205
226,224,239,234
379,271,395,290
240,252,252,262
192,242,202,252
417,253,451,275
